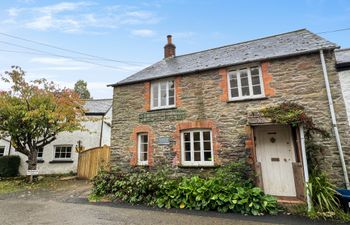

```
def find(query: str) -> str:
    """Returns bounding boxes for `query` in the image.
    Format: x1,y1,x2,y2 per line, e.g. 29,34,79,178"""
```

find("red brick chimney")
164,35,176,58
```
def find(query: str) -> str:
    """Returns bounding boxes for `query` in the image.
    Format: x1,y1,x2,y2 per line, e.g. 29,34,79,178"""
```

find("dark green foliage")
91,163,278,215
260,102,329,137
0,156,21,177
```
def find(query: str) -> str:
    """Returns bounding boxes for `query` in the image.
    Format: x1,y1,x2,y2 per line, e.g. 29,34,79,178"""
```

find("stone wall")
111,51,350,185
339,69,350,125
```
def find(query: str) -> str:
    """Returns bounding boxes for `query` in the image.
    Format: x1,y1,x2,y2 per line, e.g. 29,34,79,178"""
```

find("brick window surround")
219,62,275,102
172,120,220,166
130,125,154,166
144,77,182,111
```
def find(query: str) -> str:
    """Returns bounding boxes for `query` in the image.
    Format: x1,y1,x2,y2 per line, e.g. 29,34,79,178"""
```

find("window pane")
203,132,211,141
0,148,4,156
141,152,147,161
194,142,200,151
185,152,191,161
204,142,211,150
141,135,148,143
250,67,259,76
240,70,249,86
66,152,71,158
231,88,239,98
253,85,262,95
242,87,250,96
193,132,200,141
142,144,148,152
160,82,167,106
252,76,260,85
184,132,190,142
204,152,212,161
169,96,175,105
194,152,201,161
185,143,191,151
169,80,174,89
152,85,159,107
229,73,238,88
55,152,60,158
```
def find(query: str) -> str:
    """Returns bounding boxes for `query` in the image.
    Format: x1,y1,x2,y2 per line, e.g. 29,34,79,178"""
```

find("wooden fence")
77,145,110,179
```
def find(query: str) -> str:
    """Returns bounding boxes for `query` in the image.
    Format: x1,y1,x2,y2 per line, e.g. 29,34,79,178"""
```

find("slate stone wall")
111,51,350,185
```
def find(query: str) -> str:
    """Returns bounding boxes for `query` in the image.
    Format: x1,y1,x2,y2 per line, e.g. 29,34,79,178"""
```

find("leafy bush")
0,155,21,177
307,172,350,222
91,163,278,215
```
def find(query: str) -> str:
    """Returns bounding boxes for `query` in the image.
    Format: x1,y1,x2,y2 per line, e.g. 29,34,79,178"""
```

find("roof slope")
112,29,337,86
335,48,350,65
84,99,113,115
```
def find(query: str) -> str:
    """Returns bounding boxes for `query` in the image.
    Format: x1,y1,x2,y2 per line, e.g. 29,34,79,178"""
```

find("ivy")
259,102,329,138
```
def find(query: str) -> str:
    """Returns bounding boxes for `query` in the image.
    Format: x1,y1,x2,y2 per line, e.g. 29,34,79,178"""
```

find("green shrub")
0,155,21,177
91,163,278,216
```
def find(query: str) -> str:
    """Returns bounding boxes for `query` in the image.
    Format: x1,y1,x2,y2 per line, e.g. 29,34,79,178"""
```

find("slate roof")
111,29,337,87
335,48,350,68
84,99,113,115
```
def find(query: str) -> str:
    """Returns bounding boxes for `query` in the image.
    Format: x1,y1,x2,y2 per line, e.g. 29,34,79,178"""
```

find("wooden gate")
77,145,110,179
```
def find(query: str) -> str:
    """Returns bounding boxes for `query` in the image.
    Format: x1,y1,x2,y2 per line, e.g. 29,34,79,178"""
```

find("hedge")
0,155,21,177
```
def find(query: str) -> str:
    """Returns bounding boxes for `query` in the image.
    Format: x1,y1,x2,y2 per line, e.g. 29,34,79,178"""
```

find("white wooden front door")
255,125,296,197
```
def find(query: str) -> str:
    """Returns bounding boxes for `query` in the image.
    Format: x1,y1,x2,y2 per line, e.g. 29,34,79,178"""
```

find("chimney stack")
164,35,176,58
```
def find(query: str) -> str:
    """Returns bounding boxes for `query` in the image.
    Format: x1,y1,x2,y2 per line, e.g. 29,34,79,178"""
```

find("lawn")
0,175,79,194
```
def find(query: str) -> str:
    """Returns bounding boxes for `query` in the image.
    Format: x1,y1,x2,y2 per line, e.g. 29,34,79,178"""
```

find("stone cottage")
0,99,112,175
109,29,350,202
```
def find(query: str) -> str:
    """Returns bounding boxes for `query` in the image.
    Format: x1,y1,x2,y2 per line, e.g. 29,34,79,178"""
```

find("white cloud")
131,29,155,37
5,2,160,33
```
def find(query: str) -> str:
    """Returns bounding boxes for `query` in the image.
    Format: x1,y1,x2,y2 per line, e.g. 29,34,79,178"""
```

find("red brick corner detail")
219,68,229,102
172,120,220,166
261,62,275,97
175,76,182,107
130,125,154,166
244,125,255,166
144,82,151,111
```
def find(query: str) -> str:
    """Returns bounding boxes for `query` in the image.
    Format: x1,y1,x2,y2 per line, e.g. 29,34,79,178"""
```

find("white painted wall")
0,110,111,175
339,70,350,125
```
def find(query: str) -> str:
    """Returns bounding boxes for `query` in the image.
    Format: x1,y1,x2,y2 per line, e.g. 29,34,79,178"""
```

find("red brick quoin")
172,120,220,166
130,125,154,166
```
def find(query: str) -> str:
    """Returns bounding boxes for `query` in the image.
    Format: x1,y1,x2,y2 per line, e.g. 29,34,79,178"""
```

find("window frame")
0,146,5,157
137,133,149,166
53,145,73,160
180,129,214,166
150,79,176,110
227,66,265,101
37,148,44,159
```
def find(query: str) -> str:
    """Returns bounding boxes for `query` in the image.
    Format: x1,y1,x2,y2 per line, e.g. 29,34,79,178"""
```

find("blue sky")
0,0,349,98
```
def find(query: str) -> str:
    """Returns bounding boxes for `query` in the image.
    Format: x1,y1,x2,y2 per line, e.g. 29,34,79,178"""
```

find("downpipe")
320,49,350,189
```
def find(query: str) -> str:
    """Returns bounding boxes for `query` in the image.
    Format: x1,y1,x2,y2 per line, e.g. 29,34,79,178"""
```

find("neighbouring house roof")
110,29,337,87
335,48,350,70
84,99,113,115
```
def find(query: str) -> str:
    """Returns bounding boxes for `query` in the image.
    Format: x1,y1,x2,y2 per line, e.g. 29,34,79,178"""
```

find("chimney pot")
164,35,176,58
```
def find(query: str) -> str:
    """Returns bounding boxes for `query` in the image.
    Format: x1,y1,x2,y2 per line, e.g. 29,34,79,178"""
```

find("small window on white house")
138,133,148,165
228,66,264,100
54,146,72,160
37,148,43,159
0,147,5,157
151,80,175,110
181,130,213,166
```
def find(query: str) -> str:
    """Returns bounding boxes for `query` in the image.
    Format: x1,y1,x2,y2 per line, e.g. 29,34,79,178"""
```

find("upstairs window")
228,66,264,100
151,80,175,110
181,130,213,166
138,133,148,165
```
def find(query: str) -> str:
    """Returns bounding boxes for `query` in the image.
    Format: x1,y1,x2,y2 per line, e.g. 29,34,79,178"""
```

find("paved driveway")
0,179,338,225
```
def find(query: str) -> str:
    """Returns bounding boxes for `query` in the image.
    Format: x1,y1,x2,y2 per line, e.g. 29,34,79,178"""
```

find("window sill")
148,107,177,112
227,96,268,103
26,159,44,164
49,160,74,164
178,164,217,168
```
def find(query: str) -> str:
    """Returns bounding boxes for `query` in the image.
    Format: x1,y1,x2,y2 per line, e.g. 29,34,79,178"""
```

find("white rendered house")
336,49,350,125
0,99,112,175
